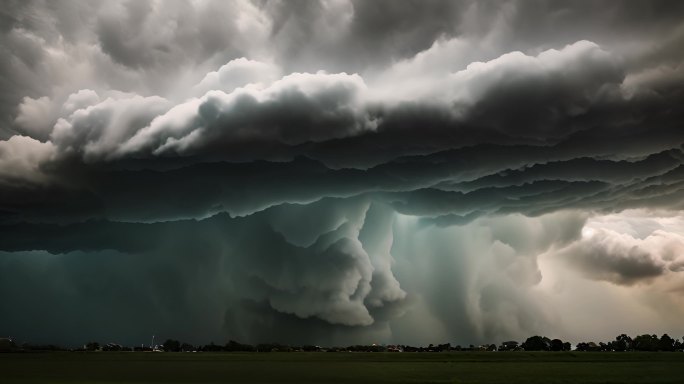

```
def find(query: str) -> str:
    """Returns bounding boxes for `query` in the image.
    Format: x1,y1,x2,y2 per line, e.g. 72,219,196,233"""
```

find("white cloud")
14,96,58,141
0,135,56,184
373,39,620,116
192,58,281,96
50,93,172,161
555,210,684,285
118,71,376,157
61,90,101,115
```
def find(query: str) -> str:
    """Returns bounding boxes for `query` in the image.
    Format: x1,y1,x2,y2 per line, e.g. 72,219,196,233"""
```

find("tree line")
2,333,683,353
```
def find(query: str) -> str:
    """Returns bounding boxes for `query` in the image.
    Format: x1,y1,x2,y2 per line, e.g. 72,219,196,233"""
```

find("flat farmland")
1,351,682,383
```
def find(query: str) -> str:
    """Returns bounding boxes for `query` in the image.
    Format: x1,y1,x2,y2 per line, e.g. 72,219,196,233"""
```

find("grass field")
1,351,682,383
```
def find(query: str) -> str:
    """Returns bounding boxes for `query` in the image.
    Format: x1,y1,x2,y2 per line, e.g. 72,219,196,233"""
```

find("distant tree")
550,339,564,351
256,343,293,352
180,343,194,352
521,336,550,351
611,334,632,352
562,342,572,351
675,338,683,351
633,334,659,351
0,338,16,352
301,345,321,352
162,339,181,352
102,343,122,351
200,342,222,352
85,342,99,351
658,334,675,352
575,342,601,352
224,340,254,352
498,341,519,351
134,346,152,352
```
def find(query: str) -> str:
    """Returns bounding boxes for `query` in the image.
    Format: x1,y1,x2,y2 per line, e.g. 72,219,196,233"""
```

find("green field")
1,351,682,384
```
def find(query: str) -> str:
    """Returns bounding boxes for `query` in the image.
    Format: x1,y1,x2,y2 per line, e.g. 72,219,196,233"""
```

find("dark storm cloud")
1,0,684,345
3,144,684,224
0,198,408,345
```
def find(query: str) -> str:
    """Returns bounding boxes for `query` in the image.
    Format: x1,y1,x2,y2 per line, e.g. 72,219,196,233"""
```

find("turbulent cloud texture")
1,0,684,346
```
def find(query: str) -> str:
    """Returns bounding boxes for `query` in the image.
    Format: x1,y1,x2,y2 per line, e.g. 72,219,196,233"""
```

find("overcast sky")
1,0,684,347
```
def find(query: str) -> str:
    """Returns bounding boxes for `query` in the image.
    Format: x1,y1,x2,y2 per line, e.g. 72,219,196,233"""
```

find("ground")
1,351,682,383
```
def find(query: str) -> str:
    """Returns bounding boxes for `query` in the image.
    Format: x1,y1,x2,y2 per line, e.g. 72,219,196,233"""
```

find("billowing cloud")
559,229,667,285
192,58,281,96
554,212,684,285
0,135,55,185
14,96,58,140
51,92,172,161
1,0,684,347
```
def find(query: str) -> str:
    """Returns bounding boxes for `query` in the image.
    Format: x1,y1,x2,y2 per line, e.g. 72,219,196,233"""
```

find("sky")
1,0,684,347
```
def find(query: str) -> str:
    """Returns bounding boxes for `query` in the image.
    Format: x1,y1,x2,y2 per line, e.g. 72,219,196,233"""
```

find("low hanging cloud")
1,1,684,346
555,216,684,285
559,229,666,285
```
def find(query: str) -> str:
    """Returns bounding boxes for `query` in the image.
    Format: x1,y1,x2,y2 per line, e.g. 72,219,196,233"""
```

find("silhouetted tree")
256,343,292,352
633,334,659,351
498,341,519,351
225,340,254,352
162,339,181,352
550,339,564,351
102,343,122,351
521,336,550,351
675,338,683,351
0,338,16,352
200,342,222,352
575,342,601,351
85,342,99,351
611,334,632,351
658,334,675,351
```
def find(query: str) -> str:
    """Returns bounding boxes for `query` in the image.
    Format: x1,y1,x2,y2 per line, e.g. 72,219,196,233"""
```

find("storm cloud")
1,0,684,346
